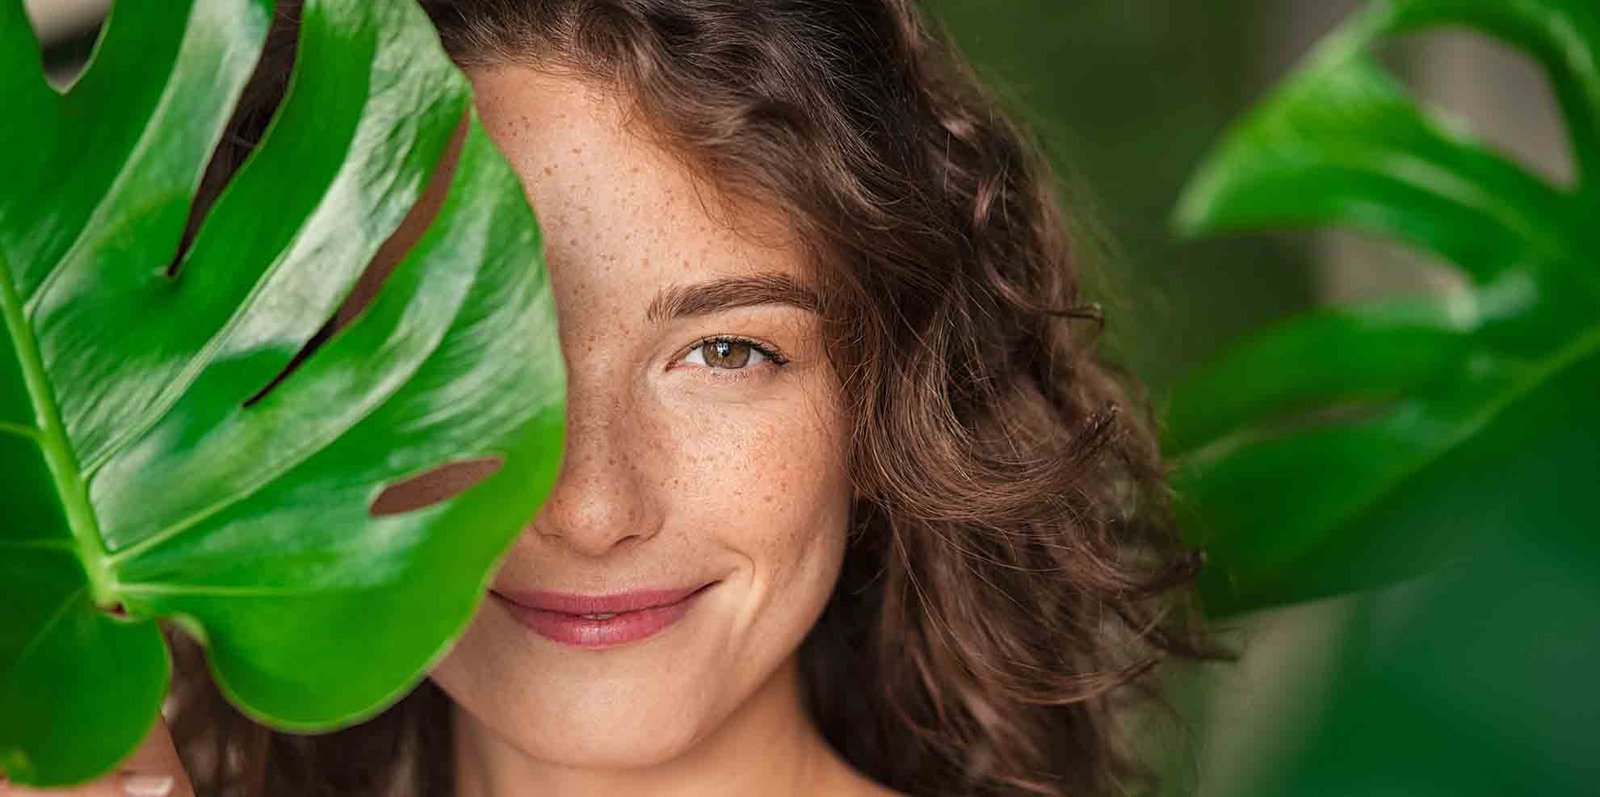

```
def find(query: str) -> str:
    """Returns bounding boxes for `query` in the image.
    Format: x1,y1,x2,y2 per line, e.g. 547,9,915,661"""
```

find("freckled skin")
408,68,889,797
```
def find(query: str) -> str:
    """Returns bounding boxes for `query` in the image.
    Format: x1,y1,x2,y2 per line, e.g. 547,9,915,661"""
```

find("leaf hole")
238,113,469,409
1313,230,1471,306
1380,30,1576,190
370,456,505,517
1256,398,1404,443
169,3,303,277
29,1,104,91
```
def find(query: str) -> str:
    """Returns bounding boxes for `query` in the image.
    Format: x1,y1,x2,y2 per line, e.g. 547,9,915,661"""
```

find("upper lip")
491,583,714,615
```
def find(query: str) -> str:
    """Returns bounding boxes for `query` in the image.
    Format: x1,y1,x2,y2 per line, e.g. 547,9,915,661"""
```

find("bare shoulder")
861,780,910,797
838,770,908,797
833,759,909,797
815,742,909,797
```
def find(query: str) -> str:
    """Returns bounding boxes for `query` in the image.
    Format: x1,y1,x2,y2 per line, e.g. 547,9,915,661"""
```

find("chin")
430,595,739,770
531,708,707,769
504,664,722,768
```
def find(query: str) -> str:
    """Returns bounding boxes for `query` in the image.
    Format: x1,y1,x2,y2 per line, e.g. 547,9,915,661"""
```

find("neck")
452,656,859,797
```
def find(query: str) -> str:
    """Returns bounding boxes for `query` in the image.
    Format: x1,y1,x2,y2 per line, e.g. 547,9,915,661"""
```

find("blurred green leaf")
1171,2,1600,792
1162,297,1478,458
1170,0,1600,614
1175,43,1578,284
0,0,563,786
1247,350,1600,795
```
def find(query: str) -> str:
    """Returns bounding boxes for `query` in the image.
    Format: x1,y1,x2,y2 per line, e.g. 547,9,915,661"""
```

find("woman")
17,1,1203,795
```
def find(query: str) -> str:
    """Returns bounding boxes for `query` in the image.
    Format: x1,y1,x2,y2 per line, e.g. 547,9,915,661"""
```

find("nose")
531,382,663,558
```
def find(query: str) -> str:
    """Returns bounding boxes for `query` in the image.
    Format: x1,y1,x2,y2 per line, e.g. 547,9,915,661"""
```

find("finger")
111,719,193,797
0,716,196,797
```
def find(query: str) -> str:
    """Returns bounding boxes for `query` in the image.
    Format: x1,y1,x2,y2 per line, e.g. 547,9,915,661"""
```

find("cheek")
663,381,848,535
656,377,852,621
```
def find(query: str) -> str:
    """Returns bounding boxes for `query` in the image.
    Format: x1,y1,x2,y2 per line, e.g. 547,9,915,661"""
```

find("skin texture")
424,67,889,797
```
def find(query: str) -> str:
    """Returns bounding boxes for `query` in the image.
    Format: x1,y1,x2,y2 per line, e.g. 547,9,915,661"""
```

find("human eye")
678,335,789,373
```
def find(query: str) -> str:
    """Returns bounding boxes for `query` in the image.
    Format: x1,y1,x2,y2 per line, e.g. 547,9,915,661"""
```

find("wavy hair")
168,1,1208,795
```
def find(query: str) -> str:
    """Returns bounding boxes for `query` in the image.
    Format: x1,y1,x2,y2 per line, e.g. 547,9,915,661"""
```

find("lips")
490,583,715,649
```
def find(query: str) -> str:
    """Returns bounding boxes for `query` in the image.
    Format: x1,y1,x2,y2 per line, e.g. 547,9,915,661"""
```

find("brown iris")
703,339,753,368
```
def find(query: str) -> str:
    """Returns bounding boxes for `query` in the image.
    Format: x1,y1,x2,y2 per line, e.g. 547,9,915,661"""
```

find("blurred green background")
925,0,1568,393
923,2,1581,796
930,0,1319,395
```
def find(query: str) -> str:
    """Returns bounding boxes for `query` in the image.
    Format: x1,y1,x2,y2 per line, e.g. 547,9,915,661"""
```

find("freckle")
543,166,554,175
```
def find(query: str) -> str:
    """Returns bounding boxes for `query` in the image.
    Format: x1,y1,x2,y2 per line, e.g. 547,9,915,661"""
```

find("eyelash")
677,335,790,375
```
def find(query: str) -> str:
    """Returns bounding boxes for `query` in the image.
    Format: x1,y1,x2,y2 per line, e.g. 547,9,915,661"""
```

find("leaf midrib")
1204,315,1600,587
0,250,113,607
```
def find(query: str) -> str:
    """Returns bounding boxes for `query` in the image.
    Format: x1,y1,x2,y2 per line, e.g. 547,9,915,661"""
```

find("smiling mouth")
490,582,717,649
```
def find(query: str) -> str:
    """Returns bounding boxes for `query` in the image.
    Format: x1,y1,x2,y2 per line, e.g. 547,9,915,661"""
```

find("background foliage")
935,1,1595,794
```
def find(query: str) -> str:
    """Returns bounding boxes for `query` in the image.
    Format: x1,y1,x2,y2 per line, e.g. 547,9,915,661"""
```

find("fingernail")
123,773,176,797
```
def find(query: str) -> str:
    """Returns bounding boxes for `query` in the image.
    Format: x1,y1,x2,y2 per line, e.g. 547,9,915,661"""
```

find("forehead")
465,65,808,320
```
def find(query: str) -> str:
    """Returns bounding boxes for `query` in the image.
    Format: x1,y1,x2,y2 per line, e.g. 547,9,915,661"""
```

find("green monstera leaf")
1167,0,1600,616
0,0,564,787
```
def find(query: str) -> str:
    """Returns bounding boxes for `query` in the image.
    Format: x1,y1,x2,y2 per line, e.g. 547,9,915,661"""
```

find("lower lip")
492,587,709,649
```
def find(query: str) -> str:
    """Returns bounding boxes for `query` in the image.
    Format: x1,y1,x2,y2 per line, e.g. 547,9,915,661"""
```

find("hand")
0,719,193,797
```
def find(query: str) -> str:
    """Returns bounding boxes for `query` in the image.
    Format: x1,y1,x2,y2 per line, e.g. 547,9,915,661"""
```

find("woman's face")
427,67,853,768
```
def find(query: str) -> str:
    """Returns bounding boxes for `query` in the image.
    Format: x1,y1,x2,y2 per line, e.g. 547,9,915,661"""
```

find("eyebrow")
645,272,822,323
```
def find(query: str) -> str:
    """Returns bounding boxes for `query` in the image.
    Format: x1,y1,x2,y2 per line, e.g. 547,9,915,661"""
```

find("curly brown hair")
167,1,1207,795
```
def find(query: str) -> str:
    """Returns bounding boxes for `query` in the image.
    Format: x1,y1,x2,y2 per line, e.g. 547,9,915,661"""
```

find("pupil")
706,340,751,368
